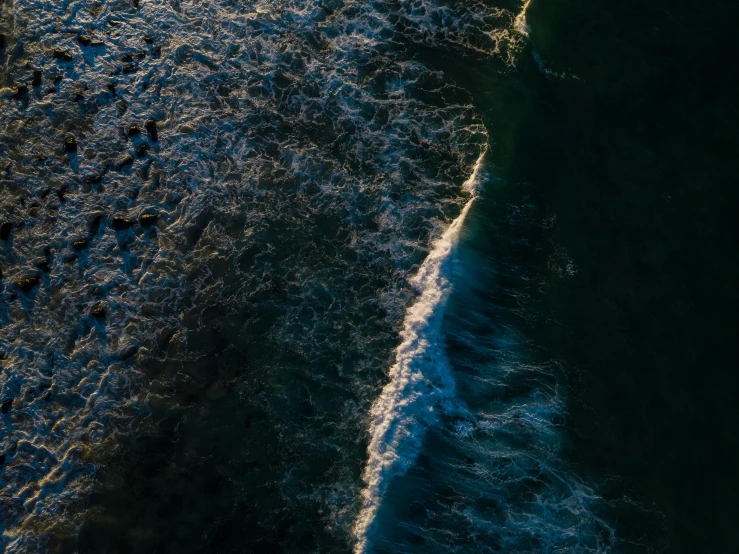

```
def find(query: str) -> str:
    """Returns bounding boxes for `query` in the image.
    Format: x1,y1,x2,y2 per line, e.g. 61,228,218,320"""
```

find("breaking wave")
354,150,486,552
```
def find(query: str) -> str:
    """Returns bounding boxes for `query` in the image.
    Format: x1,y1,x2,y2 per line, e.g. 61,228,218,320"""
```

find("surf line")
353,149,487,553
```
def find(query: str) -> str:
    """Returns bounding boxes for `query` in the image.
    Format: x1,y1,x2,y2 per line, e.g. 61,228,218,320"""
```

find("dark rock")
32,70,42,86
91,304,106,318
0,34,5,50
56,185,68,201
115,345,139,360
53,74,63,83
112,216,134,230
122,63,137,74
136,51,146,59
73,238,88,250
88,213,103,233
136,143,148,157
1,399,11,413
140,212,158,226
64,137,77,153
0,452,5,465
44,392,51,402
109,20,123,26
107,82,117,94
185,225,203,247
120,54,133,63
143,36,154,44
145,119,158,141
73,92,85,102
86,174,102,185
127,125,141,136
112,155,134,170
78,35,91,46
0,222,11,240
34,258,50,273
52,50,73,62
138,162,151,180
62,252,77,263
91,40,105,47
195,209,213,229
11,84,28,99
16,274,40,292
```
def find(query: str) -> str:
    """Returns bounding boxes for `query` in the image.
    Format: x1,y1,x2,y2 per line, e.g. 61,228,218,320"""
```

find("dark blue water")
1,0,735,552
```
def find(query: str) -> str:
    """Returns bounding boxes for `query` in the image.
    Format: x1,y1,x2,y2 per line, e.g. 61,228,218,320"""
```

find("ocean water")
1,0,735,552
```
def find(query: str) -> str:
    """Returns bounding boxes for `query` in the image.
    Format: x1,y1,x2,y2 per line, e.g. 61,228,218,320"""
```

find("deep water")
1,0,736,552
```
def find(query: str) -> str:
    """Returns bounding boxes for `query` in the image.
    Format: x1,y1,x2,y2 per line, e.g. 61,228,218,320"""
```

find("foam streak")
353,151,487,553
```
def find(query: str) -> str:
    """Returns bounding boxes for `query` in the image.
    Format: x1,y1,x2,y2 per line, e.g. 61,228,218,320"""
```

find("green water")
484,1,739,551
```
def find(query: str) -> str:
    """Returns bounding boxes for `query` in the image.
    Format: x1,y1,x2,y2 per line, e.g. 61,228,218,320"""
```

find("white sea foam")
353,150,487,553
515,0,533,37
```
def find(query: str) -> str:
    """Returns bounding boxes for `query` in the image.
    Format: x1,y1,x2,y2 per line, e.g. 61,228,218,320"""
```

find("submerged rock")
0,222,12,240
112,155,134,170
140,212,158,226
52,50,73,62
115,345,139,360
145,119,158,141
11,84,28,99
88,213,103,233
15,274,40,292
34,258,50,273
64,137,78,153
112,216,134,230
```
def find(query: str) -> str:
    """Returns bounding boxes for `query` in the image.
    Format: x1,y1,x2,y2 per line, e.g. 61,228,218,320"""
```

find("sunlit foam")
353,150,487,553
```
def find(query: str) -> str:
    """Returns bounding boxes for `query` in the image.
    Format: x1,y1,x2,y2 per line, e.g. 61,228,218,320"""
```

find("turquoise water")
1,0,735,552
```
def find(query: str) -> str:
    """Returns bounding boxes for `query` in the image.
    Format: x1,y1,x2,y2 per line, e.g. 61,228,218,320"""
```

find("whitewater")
354,150,487,552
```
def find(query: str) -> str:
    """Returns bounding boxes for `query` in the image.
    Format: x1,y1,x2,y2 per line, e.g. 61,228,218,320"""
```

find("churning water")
0,0,663,552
